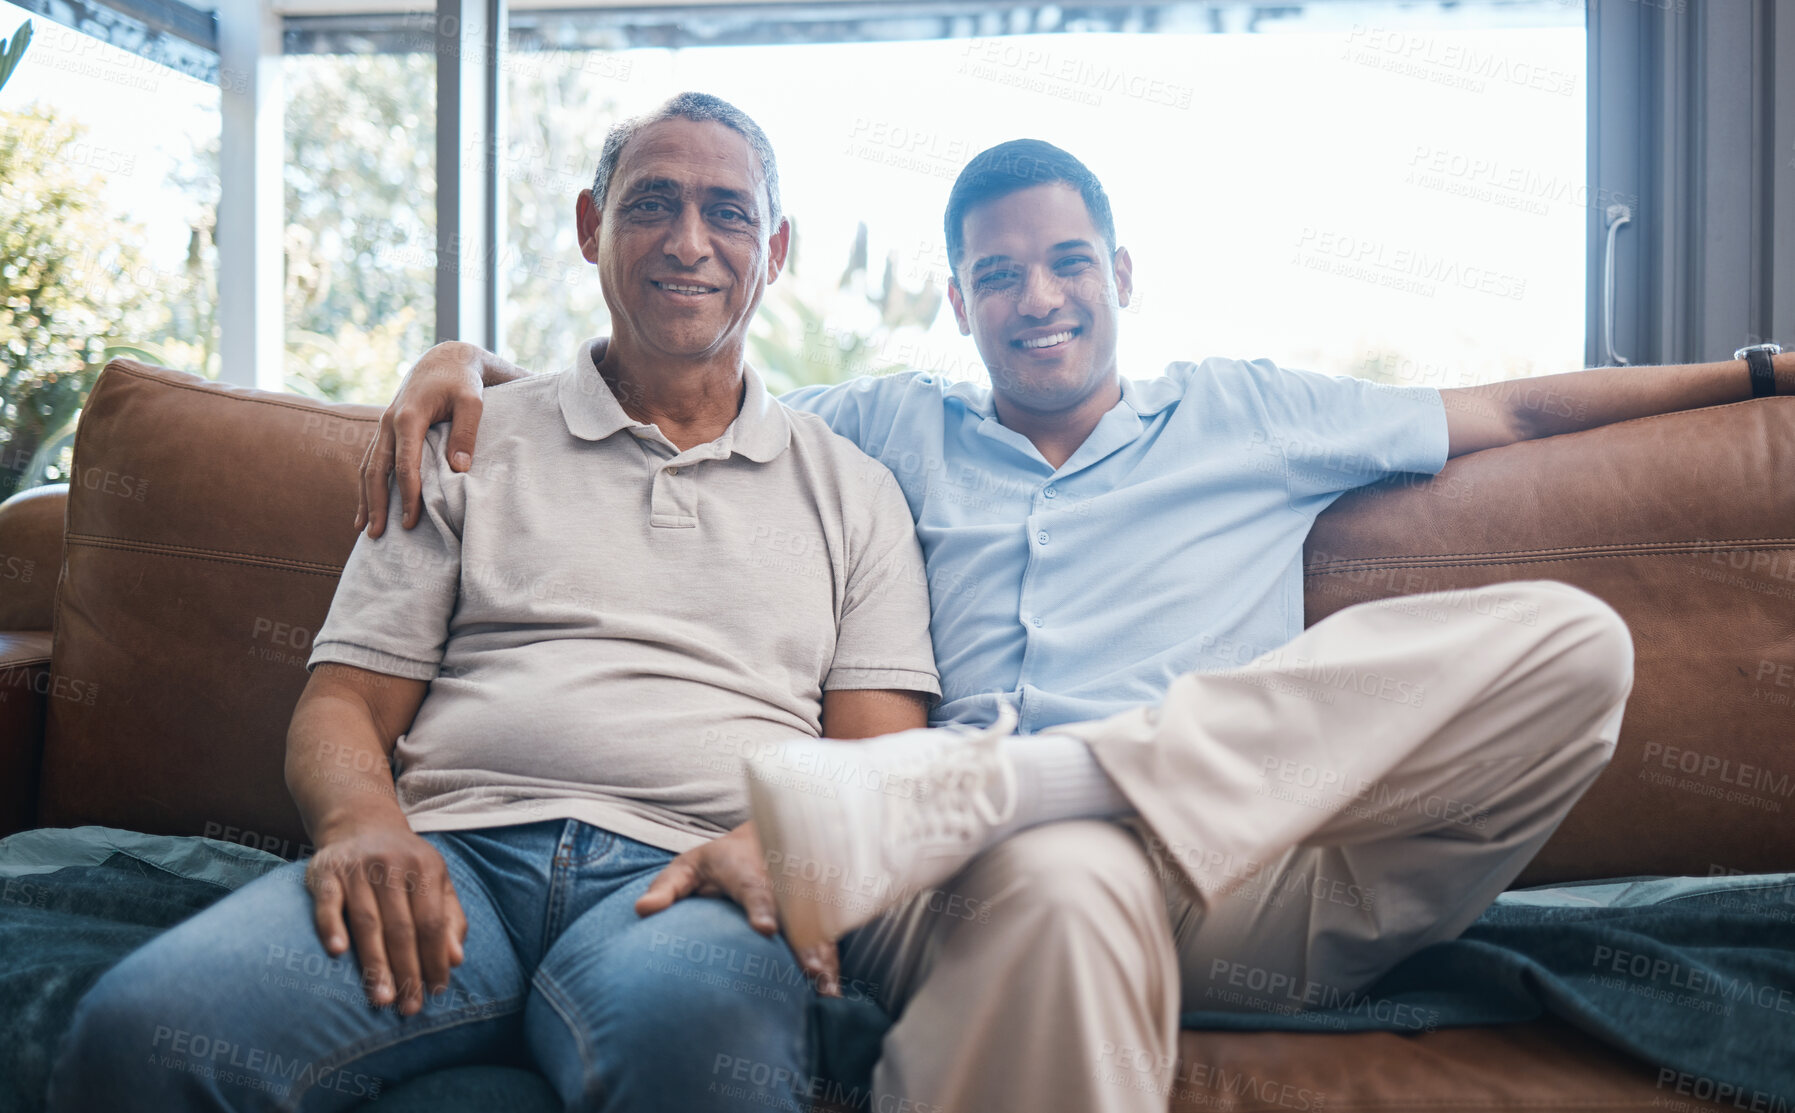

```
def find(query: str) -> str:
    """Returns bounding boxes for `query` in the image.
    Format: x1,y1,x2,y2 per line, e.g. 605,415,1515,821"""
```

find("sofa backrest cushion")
35,361,1795,879
1306,396,1795,884
39,360,378,855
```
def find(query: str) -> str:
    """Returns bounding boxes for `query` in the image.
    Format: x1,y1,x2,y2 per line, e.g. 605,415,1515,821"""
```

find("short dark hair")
944,139,1116,275
591,91,783,228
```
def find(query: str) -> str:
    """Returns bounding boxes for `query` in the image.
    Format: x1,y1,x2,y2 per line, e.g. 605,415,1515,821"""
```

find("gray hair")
590,92,783,229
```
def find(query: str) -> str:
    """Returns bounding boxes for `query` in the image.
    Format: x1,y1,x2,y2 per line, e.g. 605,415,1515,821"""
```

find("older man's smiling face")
578,117,788,365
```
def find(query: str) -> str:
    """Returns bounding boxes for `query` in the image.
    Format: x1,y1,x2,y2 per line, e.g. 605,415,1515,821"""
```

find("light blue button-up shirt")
782,357,1449,733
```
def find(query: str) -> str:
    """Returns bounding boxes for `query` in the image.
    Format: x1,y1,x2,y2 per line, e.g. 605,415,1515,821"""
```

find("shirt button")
1031,615,1044,627
667,467,680,475
1043,486,1057,499
1036,531,1049,545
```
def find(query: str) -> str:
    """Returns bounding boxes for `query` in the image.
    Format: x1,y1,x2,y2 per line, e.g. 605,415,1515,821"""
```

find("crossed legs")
754,580,1633,1112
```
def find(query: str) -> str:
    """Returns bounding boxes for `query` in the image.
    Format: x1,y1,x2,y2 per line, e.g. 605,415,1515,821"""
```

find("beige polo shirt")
309,340,939,852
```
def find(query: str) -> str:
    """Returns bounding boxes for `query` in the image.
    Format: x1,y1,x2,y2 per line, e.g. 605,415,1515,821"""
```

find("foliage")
0,46,937,507
297,47,939,391
282,53,437,404
496,49,618,375
0,20,29,95
0,108,169,499
751,221,943,394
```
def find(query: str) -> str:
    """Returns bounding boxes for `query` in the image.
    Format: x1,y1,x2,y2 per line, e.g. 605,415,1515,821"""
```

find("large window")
8,0,1780,492
5,0,1597,464
282,51,436,404
0,0,219,499
493,0,1586,393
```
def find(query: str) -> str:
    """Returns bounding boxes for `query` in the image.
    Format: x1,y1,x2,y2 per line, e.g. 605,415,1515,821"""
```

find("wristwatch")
1735,342,1782,397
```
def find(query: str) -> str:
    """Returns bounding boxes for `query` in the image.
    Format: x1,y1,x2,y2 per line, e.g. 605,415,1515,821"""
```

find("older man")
48,93,942,1113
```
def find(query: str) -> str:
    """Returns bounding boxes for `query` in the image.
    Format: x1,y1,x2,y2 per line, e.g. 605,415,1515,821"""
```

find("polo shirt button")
1043,487,1057,499
668,467,680,475
1036,531,1049,545
1032,615,1044,627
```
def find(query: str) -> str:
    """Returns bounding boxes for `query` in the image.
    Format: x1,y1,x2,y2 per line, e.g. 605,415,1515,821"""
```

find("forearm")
1458,351,1794,442
418,341,532,389
820,688,930,740
477,349,530,388
285,672,411,843
429,341,530,389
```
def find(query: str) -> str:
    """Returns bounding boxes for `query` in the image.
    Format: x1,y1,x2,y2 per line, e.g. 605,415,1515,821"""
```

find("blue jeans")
49,819,814,1112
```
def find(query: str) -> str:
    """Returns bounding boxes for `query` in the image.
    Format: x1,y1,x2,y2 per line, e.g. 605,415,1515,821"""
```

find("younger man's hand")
634,821,841,996
357,341,487,538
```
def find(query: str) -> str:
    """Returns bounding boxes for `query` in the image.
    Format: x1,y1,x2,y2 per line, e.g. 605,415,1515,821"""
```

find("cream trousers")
839,580,1633,1113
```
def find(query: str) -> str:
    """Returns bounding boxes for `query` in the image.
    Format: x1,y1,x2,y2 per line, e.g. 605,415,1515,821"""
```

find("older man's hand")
305,816,468,1017
634,821,842,996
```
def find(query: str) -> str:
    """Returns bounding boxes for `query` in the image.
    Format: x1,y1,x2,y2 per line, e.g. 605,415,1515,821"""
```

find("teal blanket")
1178,874,1795,1106
0,828,290,1113
4,829,1792,1112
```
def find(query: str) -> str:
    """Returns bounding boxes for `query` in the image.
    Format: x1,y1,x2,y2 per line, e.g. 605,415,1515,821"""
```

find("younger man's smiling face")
948,182,1133,420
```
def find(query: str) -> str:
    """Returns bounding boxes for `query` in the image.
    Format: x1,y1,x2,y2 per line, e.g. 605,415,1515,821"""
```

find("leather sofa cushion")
33,360,1795,885
37,360,378,850
1170,1020,1747,1112
1304,398,1795,884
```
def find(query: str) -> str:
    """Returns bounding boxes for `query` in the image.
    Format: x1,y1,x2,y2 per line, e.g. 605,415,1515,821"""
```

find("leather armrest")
0,484,67,632
0,630,52,837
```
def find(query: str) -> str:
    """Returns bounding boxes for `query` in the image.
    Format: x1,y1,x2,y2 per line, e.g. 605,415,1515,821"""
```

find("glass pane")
0,0,221,498
283,51,435,404
502,0,1585,394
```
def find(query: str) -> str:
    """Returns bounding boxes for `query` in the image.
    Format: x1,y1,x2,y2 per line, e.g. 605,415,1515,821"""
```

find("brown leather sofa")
3,358,1791,1112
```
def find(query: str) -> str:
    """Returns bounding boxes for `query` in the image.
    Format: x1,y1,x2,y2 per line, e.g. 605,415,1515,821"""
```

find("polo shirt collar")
558,337,791,462
1119,373,1179,417
946,372,1177,421
950,372,1172,476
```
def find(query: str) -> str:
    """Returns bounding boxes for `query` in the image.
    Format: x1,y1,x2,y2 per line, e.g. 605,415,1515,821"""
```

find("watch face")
1735,343,1783,360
